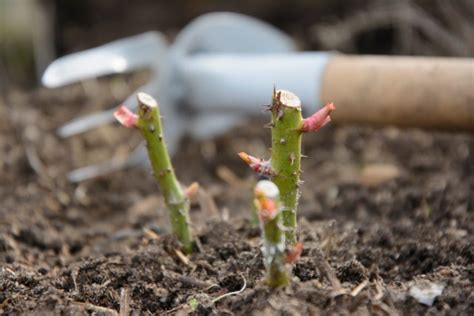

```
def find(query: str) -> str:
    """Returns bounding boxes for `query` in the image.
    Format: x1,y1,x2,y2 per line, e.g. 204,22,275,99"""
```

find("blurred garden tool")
42,12,474,182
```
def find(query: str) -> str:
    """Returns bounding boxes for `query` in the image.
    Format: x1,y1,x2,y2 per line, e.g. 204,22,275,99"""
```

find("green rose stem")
254,180,289,288
240,89,335,247
114,92,193,253
269,89,304,246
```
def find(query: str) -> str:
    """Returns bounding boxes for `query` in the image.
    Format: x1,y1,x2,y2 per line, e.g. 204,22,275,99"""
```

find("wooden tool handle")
322,55,474,131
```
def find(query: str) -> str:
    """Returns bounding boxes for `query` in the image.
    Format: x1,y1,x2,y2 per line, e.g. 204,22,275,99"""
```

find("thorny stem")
254,180,289,288
270,89,303,246
239,89,335,248
114,93,193,253
136,93,193,253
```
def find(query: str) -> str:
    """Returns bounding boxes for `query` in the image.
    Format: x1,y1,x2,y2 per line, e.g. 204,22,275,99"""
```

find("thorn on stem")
264,121,275,129
263,104,272,112
289,153,295,165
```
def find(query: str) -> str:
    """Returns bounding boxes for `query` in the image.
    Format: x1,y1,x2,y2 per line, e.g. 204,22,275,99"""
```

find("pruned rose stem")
254,180,289,288
114,92,193,253
240,89,335,247
270,90,335,246
269,89,303,246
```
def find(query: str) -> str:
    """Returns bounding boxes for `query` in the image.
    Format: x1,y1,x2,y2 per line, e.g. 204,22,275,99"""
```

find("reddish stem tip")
301,102,336,133
114,105,138,128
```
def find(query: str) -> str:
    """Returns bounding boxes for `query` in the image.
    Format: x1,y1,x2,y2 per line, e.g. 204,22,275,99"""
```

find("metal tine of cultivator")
43,32,167,138
47,33,166,137
43,12,297,181
46,12,294,139
57,75,161,138
67,143,148,183
42,31,167,88
43,32,166,135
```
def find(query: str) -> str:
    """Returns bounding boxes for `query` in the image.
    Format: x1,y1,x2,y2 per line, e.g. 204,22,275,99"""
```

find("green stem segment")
270,89,303,246
239,90,335,250
135,93,193,253
255,180,289,288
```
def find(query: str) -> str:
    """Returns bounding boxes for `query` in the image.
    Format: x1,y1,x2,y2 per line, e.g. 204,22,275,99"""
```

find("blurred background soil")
3,0,474,88
1,0,473,314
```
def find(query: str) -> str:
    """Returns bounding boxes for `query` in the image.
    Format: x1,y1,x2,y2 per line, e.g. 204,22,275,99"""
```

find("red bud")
285,242,303,263
114,105,138,128
238,152,274,176
301,102,336,133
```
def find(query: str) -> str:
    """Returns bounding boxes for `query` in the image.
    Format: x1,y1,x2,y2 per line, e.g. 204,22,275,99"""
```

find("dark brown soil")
1,79,473,315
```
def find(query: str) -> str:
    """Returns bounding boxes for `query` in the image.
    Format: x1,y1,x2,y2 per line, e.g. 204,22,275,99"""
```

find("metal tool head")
42,12,296,181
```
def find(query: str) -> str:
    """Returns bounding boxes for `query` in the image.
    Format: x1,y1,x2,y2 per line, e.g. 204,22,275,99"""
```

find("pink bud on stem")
114,105,138,128
285,242,303,264
238,152,274,176
301,102,336,133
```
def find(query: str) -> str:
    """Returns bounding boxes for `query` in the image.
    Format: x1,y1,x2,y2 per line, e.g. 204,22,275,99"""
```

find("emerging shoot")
114,92,194,253
254,180,289,288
